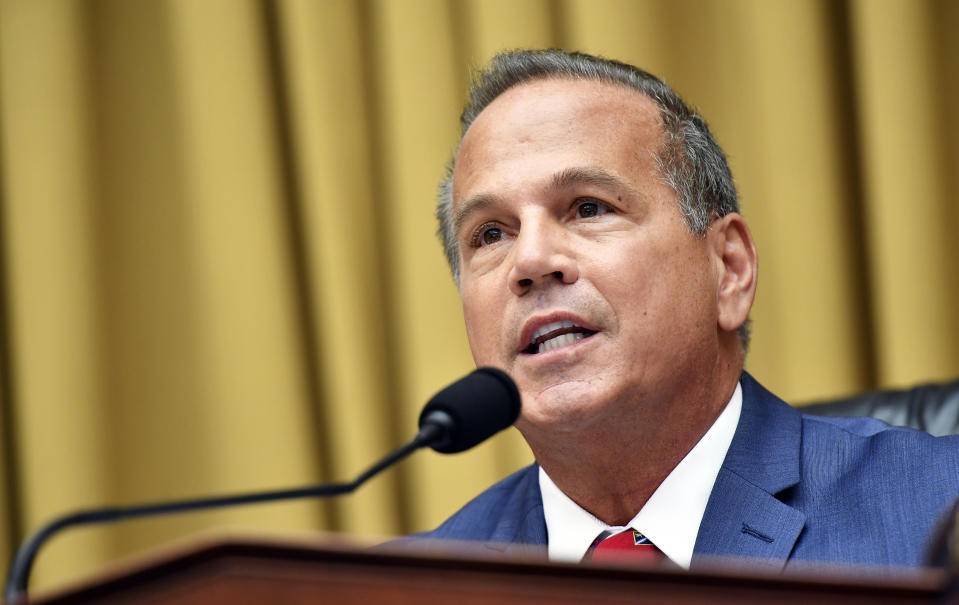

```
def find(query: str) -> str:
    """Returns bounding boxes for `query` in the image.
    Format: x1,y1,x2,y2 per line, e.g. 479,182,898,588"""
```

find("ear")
708,213,757,336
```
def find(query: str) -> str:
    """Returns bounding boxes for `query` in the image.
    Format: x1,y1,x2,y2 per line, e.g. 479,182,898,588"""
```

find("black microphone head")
418,367,521,454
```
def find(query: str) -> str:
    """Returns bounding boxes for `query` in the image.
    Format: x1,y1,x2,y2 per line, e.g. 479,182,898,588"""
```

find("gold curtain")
1,0,957,592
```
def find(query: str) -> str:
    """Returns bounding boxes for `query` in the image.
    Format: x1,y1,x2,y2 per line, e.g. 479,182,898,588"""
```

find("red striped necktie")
585,528,666,565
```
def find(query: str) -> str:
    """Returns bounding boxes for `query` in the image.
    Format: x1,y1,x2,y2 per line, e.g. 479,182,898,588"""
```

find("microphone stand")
3,424,443,603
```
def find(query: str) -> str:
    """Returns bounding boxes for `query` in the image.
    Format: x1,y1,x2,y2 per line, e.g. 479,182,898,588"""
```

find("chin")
515,380,614,434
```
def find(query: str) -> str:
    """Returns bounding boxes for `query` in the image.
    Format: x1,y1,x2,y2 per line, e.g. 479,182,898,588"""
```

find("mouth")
521,319,598,355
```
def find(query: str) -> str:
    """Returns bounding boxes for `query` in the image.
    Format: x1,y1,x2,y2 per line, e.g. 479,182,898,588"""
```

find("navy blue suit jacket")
413,373,959,569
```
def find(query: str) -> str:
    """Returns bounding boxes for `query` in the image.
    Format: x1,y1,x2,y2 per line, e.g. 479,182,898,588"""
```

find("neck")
522,358,742,526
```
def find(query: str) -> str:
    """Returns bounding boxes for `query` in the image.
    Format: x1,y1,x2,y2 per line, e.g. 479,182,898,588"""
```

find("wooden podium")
21,536,954,605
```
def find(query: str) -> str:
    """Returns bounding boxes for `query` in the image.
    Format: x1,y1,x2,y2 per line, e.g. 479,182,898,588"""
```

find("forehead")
452,78,666,205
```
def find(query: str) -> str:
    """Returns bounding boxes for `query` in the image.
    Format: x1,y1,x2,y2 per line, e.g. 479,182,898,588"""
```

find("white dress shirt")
540,382,743,569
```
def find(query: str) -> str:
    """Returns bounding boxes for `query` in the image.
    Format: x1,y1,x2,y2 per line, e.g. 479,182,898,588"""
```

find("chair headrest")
800,380,959,436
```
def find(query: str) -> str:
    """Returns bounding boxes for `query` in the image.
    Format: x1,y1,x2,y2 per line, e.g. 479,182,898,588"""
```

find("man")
416,49,959,570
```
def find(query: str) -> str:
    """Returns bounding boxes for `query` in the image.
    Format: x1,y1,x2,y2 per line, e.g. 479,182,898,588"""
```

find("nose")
507,220,579,296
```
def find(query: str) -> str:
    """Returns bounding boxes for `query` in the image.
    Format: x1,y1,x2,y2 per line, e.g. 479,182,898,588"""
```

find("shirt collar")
540,381,743,568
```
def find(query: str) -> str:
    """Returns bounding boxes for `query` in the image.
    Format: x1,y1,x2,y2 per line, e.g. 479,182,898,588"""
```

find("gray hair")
436,49,749,349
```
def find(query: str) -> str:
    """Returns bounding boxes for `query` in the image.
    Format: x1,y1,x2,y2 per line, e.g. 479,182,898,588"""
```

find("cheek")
460,287,502,362
603,238,714,326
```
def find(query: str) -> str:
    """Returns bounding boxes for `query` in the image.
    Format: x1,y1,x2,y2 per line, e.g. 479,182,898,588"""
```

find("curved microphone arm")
4,366,521,603
3,424,443,603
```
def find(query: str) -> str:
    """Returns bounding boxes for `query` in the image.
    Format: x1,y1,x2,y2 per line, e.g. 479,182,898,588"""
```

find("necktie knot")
585,528,666,565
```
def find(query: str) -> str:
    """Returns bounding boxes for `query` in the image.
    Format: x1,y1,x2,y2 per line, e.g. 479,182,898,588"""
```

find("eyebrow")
453,194,498,239
452,166,637,238
549,166,629,191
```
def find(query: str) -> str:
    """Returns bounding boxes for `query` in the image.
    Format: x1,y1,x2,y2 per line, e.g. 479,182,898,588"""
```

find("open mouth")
522,319,598,355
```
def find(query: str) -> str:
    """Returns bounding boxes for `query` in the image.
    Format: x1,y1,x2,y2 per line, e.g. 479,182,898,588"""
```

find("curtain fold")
1,0,111,586
1,0,956,592
849,0,959,386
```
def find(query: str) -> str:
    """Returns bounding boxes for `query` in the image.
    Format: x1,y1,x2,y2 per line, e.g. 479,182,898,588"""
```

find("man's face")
451,79,723,438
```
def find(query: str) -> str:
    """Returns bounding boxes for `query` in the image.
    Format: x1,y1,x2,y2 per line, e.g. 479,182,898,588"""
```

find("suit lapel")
693,468,805,569
482,464,549,556
693,373,806,570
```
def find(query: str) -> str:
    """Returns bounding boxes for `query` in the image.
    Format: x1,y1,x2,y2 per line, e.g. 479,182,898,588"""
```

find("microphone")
420,367,521,453
3,367,521,603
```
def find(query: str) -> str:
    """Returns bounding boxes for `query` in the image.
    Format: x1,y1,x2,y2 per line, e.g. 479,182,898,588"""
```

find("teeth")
531,319,579,342
525,319,593,355
538,332,586,354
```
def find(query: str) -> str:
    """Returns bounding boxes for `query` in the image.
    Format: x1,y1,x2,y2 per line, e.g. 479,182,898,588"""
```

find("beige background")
1,0,957,593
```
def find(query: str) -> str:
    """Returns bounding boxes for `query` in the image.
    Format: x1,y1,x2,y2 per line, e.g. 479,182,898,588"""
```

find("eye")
574,199,609,218
470,222,504,247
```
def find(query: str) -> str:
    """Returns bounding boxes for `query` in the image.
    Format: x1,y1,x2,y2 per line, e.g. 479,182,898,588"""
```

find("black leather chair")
801,379,959,437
